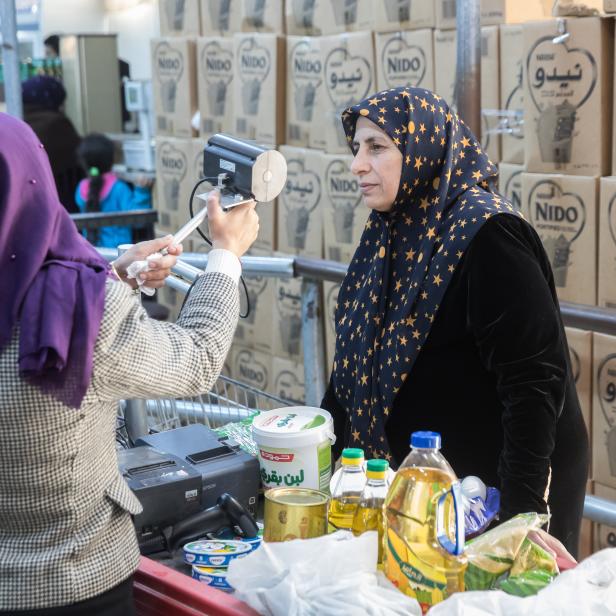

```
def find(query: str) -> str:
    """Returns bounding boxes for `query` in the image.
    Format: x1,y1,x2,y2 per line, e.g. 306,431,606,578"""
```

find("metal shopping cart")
118,375,293,616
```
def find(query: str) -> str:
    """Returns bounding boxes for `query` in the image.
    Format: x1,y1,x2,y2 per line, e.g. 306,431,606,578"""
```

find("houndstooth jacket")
0,271,239,611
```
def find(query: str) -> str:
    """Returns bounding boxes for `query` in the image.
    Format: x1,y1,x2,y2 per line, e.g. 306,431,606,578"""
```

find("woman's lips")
360,183,378,194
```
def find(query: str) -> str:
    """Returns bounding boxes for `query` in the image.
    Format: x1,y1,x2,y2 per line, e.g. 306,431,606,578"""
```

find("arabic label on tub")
192,566,233,592
182,539,251,566
252,407,336,492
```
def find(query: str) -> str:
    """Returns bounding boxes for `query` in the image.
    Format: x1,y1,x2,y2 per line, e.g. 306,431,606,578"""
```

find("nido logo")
283,159,321,213
528,180,585,237
202,41,233,84
326,159,362,244
381,36,426,88
526,36,597,112
504,170,522,212
235,350,267,388
155,43,184,81
238,38,271,82
275,370,304,404
159,143,187,181
325,47,372,107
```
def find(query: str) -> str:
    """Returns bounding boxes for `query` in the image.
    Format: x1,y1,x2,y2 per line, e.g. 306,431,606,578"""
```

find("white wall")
40,0,106,37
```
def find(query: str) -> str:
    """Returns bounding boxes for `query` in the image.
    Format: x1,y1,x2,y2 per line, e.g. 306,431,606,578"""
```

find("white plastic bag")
226,531,421,616
428,548,616,616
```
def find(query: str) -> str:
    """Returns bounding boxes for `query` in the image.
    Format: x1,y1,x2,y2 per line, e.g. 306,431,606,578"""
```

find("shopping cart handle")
163,493,258,553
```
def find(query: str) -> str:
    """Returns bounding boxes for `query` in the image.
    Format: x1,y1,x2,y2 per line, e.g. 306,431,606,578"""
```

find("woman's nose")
350,148,369,175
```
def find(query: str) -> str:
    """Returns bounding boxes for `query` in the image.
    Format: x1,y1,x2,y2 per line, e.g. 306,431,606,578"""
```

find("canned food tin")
192,565,233,592
182,539,251,566
264,488,329,542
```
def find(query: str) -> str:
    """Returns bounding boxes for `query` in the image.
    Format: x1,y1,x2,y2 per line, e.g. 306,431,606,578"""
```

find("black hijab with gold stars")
331,86,521,462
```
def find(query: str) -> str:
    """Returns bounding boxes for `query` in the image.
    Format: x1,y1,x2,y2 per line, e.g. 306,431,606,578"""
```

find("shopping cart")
119,375,292,615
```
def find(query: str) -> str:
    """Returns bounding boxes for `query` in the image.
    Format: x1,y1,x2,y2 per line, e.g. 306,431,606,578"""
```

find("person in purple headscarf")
0,113,259,615
22,75,83,213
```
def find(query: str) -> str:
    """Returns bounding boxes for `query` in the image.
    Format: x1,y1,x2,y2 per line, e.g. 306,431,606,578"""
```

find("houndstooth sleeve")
92,273,239,400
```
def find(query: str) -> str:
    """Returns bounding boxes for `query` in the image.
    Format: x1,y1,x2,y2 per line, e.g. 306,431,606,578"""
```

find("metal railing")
70,209,158,231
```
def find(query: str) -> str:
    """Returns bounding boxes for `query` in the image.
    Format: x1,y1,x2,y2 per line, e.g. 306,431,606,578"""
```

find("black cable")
183,177,251,319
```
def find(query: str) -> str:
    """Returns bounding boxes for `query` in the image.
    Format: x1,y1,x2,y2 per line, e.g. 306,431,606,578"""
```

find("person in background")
22,75,82,214
0,112,259,615
44,34,60,59
76,133,152,248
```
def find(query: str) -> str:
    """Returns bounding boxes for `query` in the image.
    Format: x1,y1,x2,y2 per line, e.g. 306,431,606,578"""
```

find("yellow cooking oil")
383,432,466,614
328,448,365,532
352,459,389,564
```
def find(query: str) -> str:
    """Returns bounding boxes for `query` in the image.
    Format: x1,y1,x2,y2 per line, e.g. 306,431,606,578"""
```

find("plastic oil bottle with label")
328,448,366,532
383,431,466,614
352,459,389,564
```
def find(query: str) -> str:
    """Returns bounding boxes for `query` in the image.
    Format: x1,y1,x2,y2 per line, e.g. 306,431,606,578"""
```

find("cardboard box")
233,33,285,145
232,345,273,394
155,137,195,230
318,32,375,153
272,357,306,404
323,280,340,371
523,17,613,176
235,247,276,353
200,0,241,36
320,151,367,263
599,177,616,309
480,26,501,162
565,327,593,435
197,37,234,136
277,146,324,259
286,36,324,147
522,173,597,305
433,28,500,161
238,0,284,32
372,1,435,32
606,0,616,12
159,0,201,36
498,162,524,212
579,479,594,560
284,0,372,36
435,0,506,29
500,24,524,164
592,333,616,490
593,482,616,550
272,255,303,361
151,38,198,138
375,29,435,93
254,199,277,253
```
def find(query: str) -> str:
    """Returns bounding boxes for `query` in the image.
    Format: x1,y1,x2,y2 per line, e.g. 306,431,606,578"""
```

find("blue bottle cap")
410,431,441,449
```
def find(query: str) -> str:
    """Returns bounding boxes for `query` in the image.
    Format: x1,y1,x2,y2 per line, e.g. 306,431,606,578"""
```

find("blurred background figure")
76,133,152,248
22,75,83,213
43,34,60,59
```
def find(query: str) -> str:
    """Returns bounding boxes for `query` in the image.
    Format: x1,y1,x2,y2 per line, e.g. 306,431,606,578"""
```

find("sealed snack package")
464,512,552,592
460,476,500,538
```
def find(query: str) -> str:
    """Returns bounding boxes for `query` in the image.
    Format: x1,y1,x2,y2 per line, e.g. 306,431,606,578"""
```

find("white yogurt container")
183,539,251,567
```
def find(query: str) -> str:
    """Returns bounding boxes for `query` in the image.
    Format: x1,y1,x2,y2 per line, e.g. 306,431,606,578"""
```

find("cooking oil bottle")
352,459,389,564
383,431,466,614
328,448,365,532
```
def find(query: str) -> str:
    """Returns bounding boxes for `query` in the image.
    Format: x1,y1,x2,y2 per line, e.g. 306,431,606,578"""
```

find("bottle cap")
341,448,364,465
366,459,388,480
410,431,441,449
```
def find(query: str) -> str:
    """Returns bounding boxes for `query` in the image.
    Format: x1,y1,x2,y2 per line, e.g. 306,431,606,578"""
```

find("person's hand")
528,529,578,571
134,175,154,189
112,235,183,290
207,190,259,259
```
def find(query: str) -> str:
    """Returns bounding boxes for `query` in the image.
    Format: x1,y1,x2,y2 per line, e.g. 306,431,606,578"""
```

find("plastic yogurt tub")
192,565,233,592
182,539,251,567
252,407,336,492
215,522,264,552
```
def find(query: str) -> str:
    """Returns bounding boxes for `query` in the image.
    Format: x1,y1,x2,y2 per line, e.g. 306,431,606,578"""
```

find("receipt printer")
201,133,287,206
119,424,260,552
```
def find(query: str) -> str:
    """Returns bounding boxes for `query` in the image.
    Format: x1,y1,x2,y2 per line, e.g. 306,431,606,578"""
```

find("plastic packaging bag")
428,548,616,616
460,476,500,538
226,531,422,616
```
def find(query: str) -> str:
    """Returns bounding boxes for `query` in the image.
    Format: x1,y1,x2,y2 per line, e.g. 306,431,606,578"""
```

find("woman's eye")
370,143,383,152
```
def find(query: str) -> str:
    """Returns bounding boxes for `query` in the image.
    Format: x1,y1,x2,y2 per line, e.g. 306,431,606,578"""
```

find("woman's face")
350,116,403,213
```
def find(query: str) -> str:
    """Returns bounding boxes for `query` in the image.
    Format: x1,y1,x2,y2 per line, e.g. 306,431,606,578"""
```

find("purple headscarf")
0,113,109,408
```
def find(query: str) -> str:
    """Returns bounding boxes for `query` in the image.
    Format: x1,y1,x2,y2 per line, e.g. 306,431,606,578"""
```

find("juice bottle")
352,459,389,564
383,431,466,614
328,448,365,532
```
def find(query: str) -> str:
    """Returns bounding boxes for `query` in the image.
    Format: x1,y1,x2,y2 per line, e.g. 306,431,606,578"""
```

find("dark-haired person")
44,34,60,59
76,133,152,248
320,86,588,556
22,75,83,213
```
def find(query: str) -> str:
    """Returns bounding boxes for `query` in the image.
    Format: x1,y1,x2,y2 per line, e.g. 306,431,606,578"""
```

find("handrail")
70,209,158,230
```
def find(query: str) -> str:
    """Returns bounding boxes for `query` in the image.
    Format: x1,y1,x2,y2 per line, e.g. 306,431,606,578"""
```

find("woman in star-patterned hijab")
321,86,588,556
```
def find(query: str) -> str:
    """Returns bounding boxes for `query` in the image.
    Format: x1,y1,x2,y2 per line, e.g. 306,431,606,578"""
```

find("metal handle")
436,481,465,556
